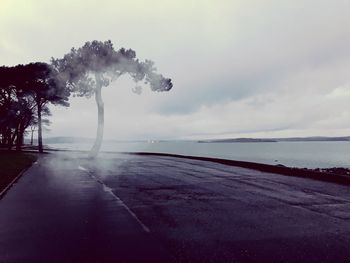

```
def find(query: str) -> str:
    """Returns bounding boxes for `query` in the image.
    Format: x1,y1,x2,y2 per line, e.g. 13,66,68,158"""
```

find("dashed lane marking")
77,165,150,233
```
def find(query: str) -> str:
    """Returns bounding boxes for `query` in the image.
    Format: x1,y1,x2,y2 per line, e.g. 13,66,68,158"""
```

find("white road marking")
78,165,88,172
100,183,151,233
77,165,150,233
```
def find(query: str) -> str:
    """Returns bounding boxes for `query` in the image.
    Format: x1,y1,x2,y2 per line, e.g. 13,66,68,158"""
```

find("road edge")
0,161,36,200
130,152,350,186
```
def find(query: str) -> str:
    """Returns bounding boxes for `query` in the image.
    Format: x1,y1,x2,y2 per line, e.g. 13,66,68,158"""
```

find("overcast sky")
2,0,350,140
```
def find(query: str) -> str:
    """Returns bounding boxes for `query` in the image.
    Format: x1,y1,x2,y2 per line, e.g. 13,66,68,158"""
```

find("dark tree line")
0,40,172,155
0,63,69,152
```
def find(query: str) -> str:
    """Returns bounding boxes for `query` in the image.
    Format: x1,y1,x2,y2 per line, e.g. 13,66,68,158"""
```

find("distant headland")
198,136,350,143
28,136,350,144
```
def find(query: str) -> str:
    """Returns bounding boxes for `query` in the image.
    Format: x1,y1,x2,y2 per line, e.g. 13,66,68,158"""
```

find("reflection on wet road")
1,152,350,262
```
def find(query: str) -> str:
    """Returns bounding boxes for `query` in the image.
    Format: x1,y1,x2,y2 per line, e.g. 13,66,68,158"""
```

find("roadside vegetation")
0,151,37,194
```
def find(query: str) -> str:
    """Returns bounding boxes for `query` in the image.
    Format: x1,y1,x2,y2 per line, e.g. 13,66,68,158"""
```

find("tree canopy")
52,40,173,157
0,63,70,152
51,40,173,97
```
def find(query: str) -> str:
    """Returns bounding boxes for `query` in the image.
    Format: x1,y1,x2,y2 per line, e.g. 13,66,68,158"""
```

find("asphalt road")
0,152,349,262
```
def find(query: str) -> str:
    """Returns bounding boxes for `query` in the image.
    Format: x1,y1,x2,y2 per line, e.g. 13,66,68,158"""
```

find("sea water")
48,141,350,169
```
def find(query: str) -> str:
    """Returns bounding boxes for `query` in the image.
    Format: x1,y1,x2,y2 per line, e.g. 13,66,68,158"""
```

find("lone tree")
52,40,173,157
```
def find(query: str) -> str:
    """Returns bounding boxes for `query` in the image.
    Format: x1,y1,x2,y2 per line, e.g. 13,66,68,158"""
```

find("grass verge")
0,151,38,194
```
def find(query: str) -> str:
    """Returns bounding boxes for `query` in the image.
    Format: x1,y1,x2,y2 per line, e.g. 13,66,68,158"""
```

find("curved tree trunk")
30,128,34,145
8,127,17,151
88,83,104,158
15,123,23,151
37,101,43,153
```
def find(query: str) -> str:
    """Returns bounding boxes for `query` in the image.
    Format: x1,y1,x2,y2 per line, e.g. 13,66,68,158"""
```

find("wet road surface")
0,152,350,262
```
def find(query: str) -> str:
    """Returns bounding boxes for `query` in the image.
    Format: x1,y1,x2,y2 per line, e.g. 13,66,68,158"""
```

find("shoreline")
4,147,350,186
131,152,350,186
44,148,350,186
41,141,350,170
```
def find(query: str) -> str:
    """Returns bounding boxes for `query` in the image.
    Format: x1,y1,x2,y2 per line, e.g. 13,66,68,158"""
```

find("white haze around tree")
51,40,173,157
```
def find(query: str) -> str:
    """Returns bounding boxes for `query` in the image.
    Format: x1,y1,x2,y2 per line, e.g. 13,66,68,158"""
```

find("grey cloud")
2,0,350,139
153,68,288,115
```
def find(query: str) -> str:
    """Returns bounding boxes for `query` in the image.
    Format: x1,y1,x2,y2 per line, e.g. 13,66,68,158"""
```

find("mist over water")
48,141,350,169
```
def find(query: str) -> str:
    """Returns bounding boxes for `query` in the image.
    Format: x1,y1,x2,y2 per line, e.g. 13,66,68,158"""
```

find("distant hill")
32,137,148,144
198,138,277,143
25,136,350,144
198,136,350,143
275,136,350,142
42,137,95,143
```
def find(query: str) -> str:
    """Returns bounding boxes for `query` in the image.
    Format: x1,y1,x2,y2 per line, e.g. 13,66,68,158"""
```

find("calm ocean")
48,141,350,169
